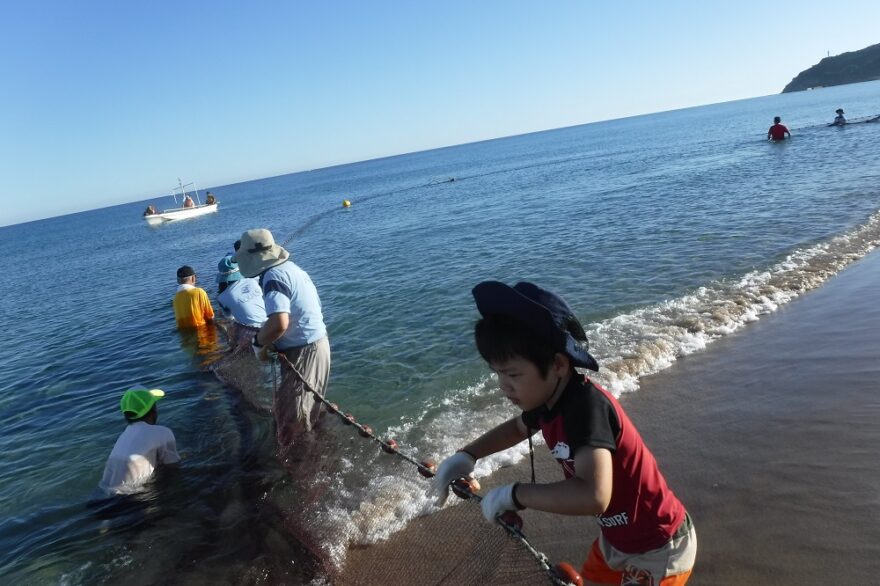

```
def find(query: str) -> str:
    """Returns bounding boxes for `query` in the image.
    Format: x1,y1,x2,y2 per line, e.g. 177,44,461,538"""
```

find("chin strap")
544,375,563,411
527,432,536,483
528,375,564,484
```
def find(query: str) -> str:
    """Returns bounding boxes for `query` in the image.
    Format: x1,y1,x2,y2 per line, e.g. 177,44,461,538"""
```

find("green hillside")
782,42,880,93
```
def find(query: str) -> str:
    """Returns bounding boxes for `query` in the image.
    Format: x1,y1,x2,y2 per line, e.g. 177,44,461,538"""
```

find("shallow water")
2,80,880,583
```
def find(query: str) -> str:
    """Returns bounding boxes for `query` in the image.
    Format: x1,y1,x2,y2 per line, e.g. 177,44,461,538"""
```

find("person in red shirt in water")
768,116,791,141
432,281,697,585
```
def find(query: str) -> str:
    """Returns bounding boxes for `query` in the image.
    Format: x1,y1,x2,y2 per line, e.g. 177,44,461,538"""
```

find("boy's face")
489,355,562,412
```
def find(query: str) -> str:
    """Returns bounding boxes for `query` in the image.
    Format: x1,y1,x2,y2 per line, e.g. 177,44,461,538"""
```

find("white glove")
481,483,520,522
251,335,276,361
431,451,476,506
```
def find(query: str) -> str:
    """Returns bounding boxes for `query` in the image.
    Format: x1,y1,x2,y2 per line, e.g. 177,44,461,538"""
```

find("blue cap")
216,255,243,283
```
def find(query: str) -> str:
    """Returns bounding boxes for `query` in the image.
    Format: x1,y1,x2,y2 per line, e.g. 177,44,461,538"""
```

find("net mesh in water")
209,325,580,586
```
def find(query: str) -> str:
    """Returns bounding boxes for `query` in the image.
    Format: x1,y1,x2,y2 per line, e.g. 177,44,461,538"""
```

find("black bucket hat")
472,281,599,371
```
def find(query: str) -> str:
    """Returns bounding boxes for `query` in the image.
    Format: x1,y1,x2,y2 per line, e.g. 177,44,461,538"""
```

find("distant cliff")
782,42,880,93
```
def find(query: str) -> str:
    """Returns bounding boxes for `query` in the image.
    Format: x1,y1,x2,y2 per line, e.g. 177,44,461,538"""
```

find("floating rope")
270,351,583,586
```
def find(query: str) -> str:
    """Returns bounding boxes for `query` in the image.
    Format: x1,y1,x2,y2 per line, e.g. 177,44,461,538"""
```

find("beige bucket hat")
232,228,290,278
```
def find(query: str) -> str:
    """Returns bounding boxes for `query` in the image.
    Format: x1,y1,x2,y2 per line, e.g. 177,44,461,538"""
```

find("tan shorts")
275,336,331,449
583,513,697,586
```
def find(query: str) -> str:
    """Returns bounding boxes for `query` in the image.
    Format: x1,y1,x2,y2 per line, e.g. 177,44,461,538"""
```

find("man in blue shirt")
215,255,267,329
234,229,331,450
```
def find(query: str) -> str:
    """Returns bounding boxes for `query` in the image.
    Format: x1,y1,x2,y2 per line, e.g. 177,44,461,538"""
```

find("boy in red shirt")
433,281,696,585
768,116,791,141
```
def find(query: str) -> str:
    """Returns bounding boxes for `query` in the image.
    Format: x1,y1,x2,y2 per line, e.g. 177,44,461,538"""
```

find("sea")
2,80,880,585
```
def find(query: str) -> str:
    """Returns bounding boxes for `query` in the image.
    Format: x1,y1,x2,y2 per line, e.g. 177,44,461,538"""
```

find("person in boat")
183,195,195,208
767,116,791,141
432,281,696,585
98,385,180,495
143,205,158,216
172,265,215,329
233,229,330,449
216,255,267,348
831,108,846,126
205,192,216,205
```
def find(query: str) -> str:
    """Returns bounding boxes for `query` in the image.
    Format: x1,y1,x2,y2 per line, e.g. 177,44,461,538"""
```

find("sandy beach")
340,249,880,585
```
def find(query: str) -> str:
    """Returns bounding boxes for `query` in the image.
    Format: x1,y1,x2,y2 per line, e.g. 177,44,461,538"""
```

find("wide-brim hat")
216,255,243,283
120,385,165,419
836,108,844,114
232,228,289,278
472,281,599,371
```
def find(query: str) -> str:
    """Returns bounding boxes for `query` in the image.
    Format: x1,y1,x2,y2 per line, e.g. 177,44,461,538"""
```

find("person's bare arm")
257,312,289,346
514,445,613,515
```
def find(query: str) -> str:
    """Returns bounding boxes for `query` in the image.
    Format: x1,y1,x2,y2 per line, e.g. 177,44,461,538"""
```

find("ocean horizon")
1,79,879,584
4,84,872,230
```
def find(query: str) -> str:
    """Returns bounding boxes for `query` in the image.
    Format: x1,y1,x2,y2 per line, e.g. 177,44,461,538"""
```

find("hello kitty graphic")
550,441,571,460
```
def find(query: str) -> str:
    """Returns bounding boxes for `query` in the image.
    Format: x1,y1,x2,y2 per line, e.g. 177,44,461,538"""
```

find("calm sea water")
2,80,880,584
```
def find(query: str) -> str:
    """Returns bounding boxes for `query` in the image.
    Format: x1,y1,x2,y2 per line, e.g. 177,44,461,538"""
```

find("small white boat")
143,179,219,225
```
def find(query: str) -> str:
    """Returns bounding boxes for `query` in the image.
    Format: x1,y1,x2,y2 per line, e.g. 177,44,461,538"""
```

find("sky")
1,1,879,226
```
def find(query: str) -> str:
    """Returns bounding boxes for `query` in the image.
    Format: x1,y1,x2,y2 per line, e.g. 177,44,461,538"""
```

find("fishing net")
211,322,275,413
336,503,561,585
209,324,581,586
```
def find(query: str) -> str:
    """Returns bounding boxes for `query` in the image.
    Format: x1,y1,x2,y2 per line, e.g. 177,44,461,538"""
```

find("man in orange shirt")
172,265,215,328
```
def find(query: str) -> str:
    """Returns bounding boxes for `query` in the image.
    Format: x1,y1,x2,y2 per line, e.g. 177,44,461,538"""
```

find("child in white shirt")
99,386,180,495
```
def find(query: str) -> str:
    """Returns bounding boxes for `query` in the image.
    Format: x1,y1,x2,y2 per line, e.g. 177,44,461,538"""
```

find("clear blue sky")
1,1,878,226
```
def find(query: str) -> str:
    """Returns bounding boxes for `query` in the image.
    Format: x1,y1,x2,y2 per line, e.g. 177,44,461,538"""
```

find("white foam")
311,209,880,567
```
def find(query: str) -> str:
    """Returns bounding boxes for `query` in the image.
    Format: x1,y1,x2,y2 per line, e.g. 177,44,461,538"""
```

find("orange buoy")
342,413,356,425
498,511,523,532
381,438,398,454
552,562,583,586
358,425,373,438
450,477,480,499
418,458,437,478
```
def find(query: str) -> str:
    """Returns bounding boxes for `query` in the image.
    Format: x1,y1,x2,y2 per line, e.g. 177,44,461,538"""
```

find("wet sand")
341,250,880,584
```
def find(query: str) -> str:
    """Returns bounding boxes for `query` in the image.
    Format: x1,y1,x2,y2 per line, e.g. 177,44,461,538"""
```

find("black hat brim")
473,281,599,371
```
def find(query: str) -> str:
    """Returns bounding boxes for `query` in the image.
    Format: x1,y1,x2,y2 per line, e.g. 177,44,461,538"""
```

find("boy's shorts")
582,513,697,586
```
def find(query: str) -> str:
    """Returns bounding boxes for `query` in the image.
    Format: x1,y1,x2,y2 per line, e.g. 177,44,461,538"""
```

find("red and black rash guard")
522,376,685,554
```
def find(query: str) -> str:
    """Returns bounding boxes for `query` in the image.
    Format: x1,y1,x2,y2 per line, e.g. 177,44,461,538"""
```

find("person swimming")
831,108,846,126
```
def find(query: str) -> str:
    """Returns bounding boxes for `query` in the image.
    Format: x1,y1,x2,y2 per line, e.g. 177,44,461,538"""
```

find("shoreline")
621,247,880,583
340,249,880,584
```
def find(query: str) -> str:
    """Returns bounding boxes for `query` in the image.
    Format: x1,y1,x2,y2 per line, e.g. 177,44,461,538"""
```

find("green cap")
120,385,165,419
